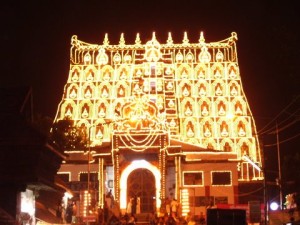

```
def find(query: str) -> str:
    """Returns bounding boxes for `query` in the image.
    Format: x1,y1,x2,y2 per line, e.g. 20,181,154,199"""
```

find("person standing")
106,189,114,209
199,212,205,225
65,202,73,223
128,214,136,225
55,202,63,222
170,198,178,216
136,196,141,214
131,195,137,216
127,198,132,215
104,200,109,223
165,197,171,216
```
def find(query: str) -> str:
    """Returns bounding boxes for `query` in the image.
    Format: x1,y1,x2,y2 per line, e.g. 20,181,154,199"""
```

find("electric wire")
261,109,300,135
234,186,264,197
284,107,300,117
268,119,299,134
258,96,300,135
264,132,300,147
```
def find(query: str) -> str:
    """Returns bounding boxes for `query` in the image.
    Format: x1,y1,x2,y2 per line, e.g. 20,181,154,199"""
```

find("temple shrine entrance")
127,168,156,213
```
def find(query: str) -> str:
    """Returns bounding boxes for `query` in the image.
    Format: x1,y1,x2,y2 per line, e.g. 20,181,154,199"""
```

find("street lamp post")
262,145,268,225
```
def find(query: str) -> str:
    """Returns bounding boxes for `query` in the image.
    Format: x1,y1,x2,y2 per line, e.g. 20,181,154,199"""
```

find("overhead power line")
258,96,300,135
270,119,300,134
260,116,299,136
264,132,300,147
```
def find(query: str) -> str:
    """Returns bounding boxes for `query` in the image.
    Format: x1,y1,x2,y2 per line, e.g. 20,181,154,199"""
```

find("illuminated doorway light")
119,160,161,212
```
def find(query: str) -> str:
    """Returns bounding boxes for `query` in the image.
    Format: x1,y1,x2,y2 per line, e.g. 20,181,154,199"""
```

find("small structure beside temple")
0,87,66,225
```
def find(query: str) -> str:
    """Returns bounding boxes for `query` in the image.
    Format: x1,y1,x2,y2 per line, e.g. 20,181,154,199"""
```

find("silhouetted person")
65,202,73,223
131,195,137,215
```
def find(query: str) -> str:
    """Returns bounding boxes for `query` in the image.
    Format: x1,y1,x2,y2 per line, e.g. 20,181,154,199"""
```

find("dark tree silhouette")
50,117,88,150
282,152,300,196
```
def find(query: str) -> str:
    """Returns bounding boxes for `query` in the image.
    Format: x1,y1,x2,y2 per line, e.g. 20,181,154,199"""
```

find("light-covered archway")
120,160,161,212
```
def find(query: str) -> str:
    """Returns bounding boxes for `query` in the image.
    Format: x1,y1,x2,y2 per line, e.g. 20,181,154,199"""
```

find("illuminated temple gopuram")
54,32,263,218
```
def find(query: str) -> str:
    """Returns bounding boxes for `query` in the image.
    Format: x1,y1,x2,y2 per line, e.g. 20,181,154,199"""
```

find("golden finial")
167,32,173,45
182,32,189,45
119,33,125,46
135,33,142,45
103,33,109,46
231,32,238,41
71,35,77,41
71,35,78,46
199,31,205,45
152,32,156,41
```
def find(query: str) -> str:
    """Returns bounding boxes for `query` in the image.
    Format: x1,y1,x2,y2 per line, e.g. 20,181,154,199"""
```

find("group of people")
149,212,179,225
106,189,115,209
103,196,207,225
105,193,141,225
55,201,77,224
55,193,207,225
163,198,179,216
126,195,140,215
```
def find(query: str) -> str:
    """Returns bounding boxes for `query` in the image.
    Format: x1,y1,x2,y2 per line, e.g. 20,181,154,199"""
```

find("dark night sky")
1,1,300,186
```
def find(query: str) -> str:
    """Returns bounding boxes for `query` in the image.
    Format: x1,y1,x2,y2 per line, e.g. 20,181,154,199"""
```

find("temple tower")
54,32,263,217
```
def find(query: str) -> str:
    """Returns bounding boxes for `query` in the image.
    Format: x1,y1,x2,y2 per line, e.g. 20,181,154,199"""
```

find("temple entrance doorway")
127,168,156,213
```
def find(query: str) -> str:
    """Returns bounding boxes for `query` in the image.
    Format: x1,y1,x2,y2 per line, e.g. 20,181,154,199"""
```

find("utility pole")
276,122,283,210
262,143,268,225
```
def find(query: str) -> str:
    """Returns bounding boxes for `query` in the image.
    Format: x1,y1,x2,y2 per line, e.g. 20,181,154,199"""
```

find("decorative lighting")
54,32,263,216
270,202,279,211
181,189,190,216
119,160,161,211
242,155,261,172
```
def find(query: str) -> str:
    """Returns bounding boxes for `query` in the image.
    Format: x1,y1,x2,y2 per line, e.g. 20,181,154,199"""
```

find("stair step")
135,213,150,224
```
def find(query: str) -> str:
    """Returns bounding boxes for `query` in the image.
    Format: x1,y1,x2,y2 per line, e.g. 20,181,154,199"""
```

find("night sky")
1,1,300,191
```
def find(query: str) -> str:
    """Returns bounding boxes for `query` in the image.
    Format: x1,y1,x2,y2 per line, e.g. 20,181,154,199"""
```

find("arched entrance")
119,160,161,213
127,168,156,213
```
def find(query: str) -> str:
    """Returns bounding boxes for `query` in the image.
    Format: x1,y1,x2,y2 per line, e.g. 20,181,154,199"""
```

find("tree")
282,152,300,195
50,117,88,150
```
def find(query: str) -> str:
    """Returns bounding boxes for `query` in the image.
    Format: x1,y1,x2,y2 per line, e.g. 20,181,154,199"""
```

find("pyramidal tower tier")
54,32,262,181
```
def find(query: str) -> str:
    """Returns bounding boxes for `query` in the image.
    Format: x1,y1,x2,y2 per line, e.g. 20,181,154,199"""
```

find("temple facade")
54,32,263,218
